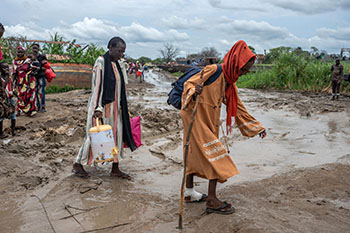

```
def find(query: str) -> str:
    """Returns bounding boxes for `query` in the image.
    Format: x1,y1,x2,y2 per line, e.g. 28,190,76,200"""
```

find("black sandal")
110,171,132,180
72,169,90,178
206,202,236,215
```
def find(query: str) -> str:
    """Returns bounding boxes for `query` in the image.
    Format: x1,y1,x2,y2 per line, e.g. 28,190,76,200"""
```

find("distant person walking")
180,40,266,214
73,37,137,179
31,43,48,112
331,59,343,100
135,61,143,82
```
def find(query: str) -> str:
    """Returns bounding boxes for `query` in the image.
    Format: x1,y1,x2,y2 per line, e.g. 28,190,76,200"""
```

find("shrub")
45,84,81,94
237,52,350,93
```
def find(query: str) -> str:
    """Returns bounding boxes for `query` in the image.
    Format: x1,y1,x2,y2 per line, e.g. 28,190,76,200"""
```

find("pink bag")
124,115,142,148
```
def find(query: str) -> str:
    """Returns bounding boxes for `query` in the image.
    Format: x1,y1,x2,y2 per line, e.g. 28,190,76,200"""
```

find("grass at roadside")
237,54,350,93
172,71,184,77
46,85,85,94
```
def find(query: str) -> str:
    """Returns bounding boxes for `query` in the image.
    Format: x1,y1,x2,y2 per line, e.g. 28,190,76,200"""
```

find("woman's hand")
195,83,203,95
93,110,103,118
259,130,267,139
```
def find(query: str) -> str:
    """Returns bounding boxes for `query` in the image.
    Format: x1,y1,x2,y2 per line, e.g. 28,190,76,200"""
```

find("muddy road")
0,69,349,233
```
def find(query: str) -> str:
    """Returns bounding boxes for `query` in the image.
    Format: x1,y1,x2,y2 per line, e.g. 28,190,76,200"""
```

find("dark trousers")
35,76,46,109
331,80,341,95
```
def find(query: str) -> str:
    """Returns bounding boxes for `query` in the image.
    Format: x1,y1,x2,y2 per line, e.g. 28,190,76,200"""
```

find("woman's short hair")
107,37,125,49
31,43,40,48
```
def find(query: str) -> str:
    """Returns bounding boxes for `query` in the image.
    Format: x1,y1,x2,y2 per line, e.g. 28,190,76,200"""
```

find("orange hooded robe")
180,41,265,183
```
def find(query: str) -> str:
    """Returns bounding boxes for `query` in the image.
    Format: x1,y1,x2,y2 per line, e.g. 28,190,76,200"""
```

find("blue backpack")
167,64,222,109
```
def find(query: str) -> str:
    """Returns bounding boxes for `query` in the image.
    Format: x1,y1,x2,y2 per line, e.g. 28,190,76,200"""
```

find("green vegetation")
1,33,165,66
41,33,106,65
172,71,184,77
1,33,106,66
237,50,350,93
151,58,164,64
45,84,84,94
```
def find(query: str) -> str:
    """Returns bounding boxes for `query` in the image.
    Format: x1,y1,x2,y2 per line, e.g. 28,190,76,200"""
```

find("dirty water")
0,69,349,233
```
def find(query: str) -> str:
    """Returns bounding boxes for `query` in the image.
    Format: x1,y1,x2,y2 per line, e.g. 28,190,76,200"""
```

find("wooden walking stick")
178,70,204,229
220,120,230,154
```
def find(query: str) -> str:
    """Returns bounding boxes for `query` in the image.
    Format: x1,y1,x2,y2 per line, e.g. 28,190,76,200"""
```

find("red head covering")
15,46,27,61
222,40,256,131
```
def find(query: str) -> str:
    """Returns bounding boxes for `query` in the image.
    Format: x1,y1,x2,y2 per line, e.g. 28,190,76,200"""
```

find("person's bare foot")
206,197,227,209
206,197,235,214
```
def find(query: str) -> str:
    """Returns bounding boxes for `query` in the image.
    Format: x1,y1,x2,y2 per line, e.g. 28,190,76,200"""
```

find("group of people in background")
0,23,51,138
128,60,148,83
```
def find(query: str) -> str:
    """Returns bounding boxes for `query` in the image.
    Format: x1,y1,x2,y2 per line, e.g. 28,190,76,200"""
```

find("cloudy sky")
1,0,350,59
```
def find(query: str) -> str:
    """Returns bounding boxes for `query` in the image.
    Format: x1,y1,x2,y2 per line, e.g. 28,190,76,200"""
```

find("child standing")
0,62,16,138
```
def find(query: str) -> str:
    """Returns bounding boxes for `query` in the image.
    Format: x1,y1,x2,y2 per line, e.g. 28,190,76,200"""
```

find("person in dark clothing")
331,59,343,100
0,23,5,61
31,43,48,112
0,62,16,138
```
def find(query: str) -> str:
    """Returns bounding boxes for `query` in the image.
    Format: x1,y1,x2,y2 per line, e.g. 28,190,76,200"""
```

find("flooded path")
0,69,349,233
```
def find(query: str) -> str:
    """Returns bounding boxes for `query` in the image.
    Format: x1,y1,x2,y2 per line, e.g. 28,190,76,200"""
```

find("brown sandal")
206,202,236,215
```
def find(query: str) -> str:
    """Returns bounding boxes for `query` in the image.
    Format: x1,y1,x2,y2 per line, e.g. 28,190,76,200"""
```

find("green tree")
137,56,152,64
264,46,292,64
293,47,310,59
42,32,65,55
1,36,30,63
152,58,164,64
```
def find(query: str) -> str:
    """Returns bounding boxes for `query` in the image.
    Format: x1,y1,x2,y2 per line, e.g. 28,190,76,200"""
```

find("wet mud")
0,69,349,233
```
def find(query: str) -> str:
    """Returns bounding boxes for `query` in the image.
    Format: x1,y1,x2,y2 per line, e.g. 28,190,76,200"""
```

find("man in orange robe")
181,40,266,214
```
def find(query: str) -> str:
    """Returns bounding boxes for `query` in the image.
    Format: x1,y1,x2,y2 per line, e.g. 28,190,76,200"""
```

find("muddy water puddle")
129,70,174,110
131,106,350,196
129,76,350,196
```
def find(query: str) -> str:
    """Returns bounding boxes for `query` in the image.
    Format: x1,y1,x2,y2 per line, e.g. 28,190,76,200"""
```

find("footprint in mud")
280,131,290,138
149,149,166,160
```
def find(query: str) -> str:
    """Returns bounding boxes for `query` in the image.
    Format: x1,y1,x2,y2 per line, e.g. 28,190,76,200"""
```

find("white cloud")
219,39,231,46
51,18,119,42
2,1,349,58
4,17,190,46
120,23,164,43
162,16,205,30
209,0,349,15
219,19,292,41
120,23,189,43
4,24,50,40
316,27,350,41
208,0,267,12
266,0,350,14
